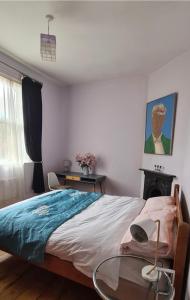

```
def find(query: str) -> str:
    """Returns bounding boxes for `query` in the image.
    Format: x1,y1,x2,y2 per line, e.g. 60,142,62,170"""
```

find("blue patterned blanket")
0,189,102,262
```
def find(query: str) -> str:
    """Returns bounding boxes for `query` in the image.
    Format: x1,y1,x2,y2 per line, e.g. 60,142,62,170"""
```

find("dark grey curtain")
22,76,45,193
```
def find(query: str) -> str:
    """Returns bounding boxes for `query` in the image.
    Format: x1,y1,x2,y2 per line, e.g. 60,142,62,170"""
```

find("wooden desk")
56,171,106,193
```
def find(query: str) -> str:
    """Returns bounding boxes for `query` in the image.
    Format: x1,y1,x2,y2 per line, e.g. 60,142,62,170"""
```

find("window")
0,74,29,203
0,75,28,166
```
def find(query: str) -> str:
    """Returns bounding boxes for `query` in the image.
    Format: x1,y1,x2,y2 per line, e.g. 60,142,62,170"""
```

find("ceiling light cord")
46,14,54,36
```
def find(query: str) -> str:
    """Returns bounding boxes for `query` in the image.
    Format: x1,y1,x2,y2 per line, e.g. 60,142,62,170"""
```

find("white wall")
142,50,190,299
41,81,69,192
142,51,190,179
66,76,147,196
0,51,69,199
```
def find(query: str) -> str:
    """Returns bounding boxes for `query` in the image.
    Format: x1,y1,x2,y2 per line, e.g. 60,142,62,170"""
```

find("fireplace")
139,168,176,200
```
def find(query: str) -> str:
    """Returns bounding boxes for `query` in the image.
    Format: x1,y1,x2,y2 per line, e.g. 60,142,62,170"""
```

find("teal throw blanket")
0,189,102,263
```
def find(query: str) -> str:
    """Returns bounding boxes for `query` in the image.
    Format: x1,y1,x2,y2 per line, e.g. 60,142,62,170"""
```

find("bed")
0,184,189,300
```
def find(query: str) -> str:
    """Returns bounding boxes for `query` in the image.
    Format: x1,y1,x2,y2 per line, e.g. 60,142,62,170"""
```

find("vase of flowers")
82,166,89,176
75,153,96,175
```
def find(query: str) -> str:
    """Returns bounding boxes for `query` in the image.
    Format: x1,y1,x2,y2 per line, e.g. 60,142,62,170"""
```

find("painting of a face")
144,93,177,155
152,104,166,138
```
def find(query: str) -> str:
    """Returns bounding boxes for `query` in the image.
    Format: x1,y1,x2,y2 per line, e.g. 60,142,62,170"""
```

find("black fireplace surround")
140,168,176,200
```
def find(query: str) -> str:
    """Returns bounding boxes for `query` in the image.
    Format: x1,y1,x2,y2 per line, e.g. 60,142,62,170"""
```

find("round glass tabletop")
93,255,174,300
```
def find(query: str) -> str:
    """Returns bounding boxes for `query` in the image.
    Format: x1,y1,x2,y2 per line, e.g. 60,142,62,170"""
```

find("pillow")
141,196,176,213
120,208,176,258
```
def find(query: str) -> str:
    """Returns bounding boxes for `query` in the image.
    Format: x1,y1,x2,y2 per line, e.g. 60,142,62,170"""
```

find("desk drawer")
65,175,80,181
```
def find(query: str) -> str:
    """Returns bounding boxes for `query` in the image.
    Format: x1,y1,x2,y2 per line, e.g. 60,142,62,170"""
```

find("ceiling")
0,1,190,85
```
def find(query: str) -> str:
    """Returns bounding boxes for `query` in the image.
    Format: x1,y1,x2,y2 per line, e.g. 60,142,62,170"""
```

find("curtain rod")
0,59,43,85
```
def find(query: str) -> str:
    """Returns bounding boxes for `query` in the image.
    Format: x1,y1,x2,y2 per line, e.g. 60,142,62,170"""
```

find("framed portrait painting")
144,93,177,155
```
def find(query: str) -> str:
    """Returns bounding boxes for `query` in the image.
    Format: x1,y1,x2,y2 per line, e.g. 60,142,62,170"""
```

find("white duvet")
46,193,145,286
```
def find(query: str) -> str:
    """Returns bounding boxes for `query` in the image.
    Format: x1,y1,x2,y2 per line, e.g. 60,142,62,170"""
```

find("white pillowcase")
141,196,176,214
120,196,177,258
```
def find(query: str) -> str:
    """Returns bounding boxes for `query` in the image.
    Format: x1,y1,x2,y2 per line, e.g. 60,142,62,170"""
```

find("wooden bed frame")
172,184,189,300
1,184,189,299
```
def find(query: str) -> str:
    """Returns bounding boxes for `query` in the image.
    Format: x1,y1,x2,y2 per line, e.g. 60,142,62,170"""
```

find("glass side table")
93,255,175,300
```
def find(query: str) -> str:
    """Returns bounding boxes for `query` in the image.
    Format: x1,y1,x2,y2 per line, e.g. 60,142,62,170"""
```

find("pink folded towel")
120,207,176,258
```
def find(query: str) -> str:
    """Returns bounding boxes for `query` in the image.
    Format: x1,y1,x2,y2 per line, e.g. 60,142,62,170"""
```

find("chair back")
48,172,59,190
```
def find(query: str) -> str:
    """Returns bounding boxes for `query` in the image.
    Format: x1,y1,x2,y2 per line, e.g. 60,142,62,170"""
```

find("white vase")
89,167,95,175
82,166,89,176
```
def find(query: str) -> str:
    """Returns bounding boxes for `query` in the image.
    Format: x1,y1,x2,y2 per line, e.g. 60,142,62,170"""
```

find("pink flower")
75,153,96,169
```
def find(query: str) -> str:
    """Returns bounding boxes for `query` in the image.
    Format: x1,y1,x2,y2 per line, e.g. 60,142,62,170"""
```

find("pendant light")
40,15,56,62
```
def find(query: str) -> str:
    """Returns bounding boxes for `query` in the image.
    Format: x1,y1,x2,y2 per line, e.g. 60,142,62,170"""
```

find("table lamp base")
141,265,161,282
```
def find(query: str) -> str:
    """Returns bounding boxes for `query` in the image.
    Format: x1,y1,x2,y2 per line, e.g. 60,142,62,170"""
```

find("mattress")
45,193,145,280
